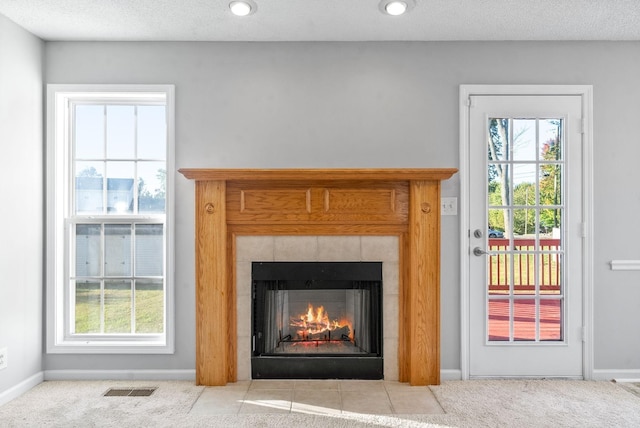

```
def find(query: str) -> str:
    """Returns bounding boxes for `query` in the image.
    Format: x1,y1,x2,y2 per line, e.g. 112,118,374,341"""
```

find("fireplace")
251,261,383,379
179,168,457,386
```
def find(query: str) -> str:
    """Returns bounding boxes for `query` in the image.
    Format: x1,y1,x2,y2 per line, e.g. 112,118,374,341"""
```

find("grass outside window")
75,280,164,334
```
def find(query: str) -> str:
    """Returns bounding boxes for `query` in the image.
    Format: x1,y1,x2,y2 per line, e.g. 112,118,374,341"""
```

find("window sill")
47,337,173,354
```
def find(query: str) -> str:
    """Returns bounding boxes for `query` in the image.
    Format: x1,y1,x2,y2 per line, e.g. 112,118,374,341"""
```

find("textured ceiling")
1,0,639,42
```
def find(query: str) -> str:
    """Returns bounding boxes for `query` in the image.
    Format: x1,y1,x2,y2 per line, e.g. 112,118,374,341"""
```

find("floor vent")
104,387,157,397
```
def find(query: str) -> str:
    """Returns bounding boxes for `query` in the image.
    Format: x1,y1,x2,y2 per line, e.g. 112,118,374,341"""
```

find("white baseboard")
43,369,458,382
441,369,462,381
0,371,44,407
43,369,196,381
593,369,640,382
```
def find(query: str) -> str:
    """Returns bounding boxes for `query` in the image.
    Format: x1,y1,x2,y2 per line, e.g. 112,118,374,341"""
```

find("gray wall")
42,41,640,374
0,14,44,395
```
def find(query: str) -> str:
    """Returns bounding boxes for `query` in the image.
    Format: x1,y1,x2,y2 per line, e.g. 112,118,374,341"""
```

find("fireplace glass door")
252,262,383,379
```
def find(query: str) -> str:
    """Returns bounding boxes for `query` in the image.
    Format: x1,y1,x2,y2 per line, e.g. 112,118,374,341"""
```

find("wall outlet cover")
0,347,7,370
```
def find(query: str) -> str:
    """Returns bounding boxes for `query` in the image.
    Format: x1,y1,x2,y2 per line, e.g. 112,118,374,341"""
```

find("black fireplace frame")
251,261,383,380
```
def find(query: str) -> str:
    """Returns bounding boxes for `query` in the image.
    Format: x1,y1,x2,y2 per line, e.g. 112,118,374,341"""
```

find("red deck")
486,238,562,341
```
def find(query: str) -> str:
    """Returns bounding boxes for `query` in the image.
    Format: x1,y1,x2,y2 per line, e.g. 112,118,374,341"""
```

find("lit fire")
290,303,352,340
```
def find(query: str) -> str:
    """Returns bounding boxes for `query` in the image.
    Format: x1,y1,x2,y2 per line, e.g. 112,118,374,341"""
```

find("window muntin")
47,85,174,353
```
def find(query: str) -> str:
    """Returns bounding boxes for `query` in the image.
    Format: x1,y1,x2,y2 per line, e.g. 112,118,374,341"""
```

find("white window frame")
46,84,175,353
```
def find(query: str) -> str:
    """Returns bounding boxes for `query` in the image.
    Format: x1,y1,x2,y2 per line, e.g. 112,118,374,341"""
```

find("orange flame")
290,303,352,340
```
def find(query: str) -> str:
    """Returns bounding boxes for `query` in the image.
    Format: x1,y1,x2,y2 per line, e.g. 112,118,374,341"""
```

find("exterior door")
467,93,584,377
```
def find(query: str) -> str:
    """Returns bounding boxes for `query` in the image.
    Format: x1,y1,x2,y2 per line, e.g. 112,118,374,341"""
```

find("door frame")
459,85,594,380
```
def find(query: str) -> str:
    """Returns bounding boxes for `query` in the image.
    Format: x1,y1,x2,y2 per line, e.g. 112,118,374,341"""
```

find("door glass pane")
512,119,536,161
104,224,131,276
135,279,164,333
540,119,563,161
539,164,563,206
540,299,562,341
488,299,509,341
488,119,510,161
104,279,131,333
540,208,562,237
488,208,507,238
75,280,101,333
487,117,565,343
513,207,536,237
513,251,535,295
488,252,511,296
539,253,562,294
513,299,536,341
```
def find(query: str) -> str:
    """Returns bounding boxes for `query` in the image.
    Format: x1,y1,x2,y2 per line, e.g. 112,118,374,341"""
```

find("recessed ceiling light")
379,0,415,16
229,1,256,17
386,1,407,15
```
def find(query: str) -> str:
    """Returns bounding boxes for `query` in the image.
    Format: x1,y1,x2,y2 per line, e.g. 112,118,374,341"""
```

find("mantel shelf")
179,168,458,182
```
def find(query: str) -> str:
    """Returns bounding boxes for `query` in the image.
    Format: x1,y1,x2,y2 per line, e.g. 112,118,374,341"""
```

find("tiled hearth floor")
189,380,445,415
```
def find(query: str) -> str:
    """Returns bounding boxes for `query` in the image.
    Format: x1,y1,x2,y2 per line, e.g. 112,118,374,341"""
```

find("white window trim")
46,84,175,354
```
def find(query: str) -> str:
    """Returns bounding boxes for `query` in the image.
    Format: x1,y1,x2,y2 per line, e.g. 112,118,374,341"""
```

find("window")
47,85,174,353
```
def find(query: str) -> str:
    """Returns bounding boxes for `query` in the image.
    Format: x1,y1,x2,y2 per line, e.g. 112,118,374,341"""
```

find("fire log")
301,325,351,341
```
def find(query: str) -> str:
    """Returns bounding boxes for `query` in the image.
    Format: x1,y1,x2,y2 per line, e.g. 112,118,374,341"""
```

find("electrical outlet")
441,197,458,216
0,347,7,370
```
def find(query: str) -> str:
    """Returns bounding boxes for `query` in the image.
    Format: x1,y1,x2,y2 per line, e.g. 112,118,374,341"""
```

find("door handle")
473,246,488,256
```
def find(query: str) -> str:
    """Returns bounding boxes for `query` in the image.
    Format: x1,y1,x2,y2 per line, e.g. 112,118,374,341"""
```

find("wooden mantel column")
195,180,228,385
408,180,442,385
180,168,457,386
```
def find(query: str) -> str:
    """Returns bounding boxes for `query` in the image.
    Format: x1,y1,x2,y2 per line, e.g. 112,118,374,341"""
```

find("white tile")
291,389,342,415
237,310,251,337
360,236,399,262
235,261,252,296
293,380,340,391
317,236,361,261
341,390,393,414
236,300,251,337
382,261,399,295
383,294,399,340
189,388,246,415
236,291,251,323
386,387,445,414
274,236,318,261
249,380,296,390
239,389,293,414
383,337,399,381
236,337,252,381
339,380,386,392
236,236,275,261
223,380,252,391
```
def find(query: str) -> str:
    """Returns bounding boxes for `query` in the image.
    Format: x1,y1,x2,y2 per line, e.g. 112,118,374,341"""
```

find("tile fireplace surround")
236,235,398,381
179,168,457,387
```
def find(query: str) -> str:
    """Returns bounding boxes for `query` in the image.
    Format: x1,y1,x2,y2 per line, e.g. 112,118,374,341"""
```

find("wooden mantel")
180,168,458,182
179,168,457,386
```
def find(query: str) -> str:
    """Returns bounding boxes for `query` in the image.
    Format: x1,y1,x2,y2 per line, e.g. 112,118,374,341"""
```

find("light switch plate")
441,197,458,216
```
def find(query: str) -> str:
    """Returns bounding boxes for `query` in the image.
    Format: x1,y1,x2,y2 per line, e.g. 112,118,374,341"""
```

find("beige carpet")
1,379,639,427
